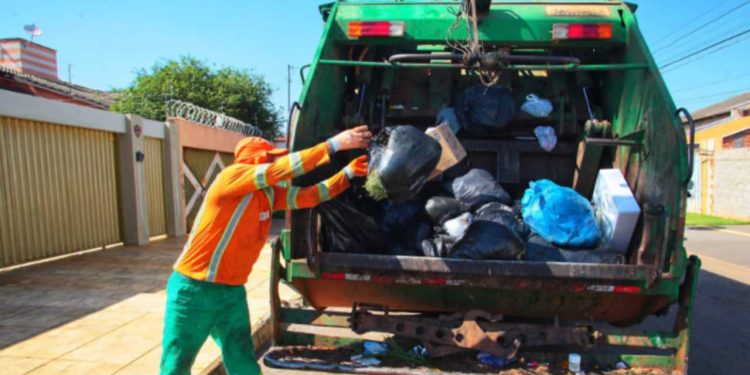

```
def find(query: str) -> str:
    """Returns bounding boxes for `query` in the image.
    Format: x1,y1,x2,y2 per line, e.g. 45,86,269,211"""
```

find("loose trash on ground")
534,125,557,152
568,353,581,373
592,168,641,253
366,125,442,202
520,93,553,117
411,345,428,358
477,352,516,367
349,341,388,366
363,341,388,356
349,355,381,366
521,179,600,248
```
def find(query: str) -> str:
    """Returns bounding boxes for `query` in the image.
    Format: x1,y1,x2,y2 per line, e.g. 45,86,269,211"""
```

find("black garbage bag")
451,169,512,209
366,126,442,202
425,196,467,225
456,85,517,136
318,199,388,254
524,234,625,264
380,201,426,252
421,233,457,258
474,202,530,240
448,220,525,260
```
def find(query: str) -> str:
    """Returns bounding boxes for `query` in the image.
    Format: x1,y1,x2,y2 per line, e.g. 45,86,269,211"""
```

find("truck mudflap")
268,237,702,374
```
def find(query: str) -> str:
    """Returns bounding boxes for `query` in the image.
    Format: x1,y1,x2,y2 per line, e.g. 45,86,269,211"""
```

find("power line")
679,87,750,103
659,26,750,70
650,2,726,47
672,72,750,93
656,10,750,61
661,32,750,73
654,0,750,54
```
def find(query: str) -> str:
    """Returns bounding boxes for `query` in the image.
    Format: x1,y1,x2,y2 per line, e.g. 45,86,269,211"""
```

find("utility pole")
287,64,293,117
67,64,72,92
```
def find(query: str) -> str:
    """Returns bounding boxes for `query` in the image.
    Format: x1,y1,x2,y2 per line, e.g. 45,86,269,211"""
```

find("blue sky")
2,0,749,114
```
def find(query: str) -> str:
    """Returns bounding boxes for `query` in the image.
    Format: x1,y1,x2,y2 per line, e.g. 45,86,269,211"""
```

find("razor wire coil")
165,99,266,138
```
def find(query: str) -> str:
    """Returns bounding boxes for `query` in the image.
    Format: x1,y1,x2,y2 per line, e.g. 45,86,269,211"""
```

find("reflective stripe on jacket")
174,142,350,285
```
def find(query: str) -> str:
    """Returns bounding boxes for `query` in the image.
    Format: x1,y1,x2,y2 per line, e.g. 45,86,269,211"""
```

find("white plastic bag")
443,212,472,238
520,94,553,117
534,126,557,152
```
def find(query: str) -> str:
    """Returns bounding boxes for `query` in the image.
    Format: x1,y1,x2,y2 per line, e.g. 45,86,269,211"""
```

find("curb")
199,313,274,375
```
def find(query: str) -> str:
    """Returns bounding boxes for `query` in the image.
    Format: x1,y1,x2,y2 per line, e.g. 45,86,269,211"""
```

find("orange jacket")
174,141,350,285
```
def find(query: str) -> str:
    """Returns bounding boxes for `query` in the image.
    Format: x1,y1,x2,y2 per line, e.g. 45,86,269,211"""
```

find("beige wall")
712,148,750,220
173,117,245,155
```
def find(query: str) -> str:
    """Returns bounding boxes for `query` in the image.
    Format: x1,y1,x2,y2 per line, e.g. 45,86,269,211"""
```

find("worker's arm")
218,126,371,198
273,156,368,210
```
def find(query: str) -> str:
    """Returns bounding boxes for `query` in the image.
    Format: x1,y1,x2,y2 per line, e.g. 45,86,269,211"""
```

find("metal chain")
165,99,266,138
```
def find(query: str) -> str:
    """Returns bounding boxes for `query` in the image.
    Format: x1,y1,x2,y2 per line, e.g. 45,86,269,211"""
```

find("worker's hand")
328,125,372,152
344,155,369,180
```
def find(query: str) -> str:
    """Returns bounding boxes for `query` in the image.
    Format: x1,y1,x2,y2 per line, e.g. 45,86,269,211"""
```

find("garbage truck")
264,1,699,373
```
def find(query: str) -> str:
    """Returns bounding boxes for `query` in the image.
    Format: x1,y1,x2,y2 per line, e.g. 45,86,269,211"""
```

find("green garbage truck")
266,1,699,373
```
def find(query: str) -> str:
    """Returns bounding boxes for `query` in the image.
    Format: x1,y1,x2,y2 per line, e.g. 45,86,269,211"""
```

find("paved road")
681,225,750,374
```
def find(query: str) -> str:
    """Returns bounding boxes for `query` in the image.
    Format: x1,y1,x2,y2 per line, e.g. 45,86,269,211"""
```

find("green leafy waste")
364,171,387,201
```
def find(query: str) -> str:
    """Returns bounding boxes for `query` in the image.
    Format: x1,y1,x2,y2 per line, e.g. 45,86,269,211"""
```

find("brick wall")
712,148,750,220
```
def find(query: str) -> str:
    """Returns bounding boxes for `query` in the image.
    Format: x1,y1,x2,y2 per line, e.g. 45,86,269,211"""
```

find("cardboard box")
592,169,641,253
425,124,467,180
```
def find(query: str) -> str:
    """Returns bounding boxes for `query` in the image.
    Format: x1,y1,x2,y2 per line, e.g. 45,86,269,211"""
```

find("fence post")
117,114,150,245
164,119,186,237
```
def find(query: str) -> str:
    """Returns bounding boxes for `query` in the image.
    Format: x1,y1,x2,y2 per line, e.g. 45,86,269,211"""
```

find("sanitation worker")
161,126,372,374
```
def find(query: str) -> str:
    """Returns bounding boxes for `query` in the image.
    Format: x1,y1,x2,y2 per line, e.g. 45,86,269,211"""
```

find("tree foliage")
111,56,281,136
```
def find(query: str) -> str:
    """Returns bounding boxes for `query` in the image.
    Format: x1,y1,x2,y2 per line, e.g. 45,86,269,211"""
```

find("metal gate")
182,148,234,230
0,116,121,267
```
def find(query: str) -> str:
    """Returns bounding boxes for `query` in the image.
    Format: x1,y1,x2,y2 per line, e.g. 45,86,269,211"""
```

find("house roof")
691,92,750,121
0,38,56,53
0,65,115,109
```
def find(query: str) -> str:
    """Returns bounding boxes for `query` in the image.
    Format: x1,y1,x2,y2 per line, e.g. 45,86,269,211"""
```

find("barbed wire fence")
165,99,267,138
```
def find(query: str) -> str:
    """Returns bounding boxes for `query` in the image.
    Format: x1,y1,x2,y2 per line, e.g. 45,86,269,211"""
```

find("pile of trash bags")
318,162,622,264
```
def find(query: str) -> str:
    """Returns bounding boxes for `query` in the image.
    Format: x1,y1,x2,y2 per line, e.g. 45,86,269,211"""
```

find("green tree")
111,56,281,136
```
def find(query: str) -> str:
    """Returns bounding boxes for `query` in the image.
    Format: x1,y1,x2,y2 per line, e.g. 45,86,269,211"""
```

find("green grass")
686,212,750,226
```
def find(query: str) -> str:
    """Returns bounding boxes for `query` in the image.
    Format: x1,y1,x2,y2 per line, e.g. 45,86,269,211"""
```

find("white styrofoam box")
592,169,641,253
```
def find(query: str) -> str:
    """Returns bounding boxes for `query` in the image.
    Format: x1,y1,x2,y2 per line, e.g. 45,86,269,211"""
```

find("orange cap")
234,137,288,164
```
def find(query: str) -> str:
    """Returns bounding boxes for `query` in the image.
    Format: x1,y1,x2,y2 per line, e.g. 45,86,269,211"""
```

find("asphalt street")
678,225,750,374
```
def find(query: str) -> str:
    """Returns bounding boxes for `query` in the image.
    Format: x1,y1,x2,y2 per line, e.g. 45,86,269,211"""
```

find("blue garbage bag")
521,179,600,247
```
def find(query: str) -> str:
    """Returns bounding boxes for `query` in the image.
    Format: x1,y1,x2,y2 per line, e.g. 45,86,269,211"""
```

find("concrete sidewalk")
0,223,296,374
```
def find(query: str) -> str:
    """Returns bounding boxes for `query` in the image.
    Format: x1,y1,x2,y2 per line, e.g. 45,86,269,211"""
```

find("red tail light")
348,21,405,37
552,23,613,40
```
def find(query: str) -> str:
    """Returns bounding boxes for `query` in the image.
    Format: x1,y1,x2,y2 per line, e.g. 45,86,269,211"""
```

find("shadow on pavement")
0,238,184,350
0,219,285,351
631,269,750,374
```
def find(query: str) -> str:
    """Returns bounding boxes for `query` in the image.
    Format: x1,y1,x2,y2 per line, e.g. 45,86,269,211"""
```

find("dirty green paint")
280,1,695,370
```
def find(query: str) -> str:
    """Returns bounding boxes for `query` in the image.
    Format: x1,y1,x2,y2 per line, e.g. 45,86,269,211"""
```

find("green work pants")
160,272,261,375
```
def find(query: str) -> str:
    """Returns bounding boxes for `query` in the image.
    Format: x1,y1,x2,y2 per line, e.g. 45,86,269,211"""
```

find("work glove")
344,155,369,180
328,125,372,152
